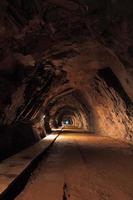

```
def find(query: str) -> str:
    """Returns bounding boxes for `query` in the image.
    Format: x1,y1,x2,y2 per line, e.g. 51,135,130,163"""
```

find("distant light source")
63,119,70,125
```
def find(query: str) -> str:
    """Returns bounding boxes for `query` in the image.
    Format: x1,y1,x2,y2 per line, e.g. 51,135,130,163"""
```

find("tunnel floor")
16,133,133,200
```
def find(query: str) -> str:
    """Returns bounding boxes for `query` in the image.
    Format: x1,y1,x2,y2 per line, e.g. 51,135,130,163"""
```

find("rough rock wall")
84,75,133,143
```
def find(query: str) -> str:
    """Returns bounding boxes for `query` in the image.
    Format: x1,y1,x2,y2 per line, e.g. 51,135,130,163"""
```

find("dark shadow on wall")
0,122,40,161
98,67,133,116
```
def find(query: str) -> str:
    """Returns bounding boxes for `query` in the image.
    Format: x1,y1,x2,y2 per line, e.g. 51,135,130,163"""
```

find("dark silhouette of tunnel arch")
42,88,97,133
51,105,86,129
55,107,79,127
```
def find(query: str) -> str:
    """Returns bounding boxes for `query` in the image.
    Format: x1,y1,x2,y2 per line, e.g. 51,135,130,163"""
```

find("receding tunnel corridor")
15,132,133,200
0,0,133,199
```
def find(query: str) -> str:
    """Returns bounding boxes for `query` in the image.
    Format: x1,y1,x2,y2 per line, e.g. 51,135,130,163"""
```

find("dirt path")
16,133,133,200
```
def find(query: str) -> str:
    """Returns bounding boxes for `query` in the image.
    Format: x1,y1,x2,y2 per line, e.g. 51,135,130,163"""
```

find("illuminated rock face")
0,0,133,159
86,73,133,142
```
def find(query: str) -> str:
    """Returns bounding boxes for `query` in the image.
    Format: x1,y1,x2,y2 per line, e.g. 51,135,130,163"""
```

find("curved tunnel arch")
51,105,85,130
42,88,96,133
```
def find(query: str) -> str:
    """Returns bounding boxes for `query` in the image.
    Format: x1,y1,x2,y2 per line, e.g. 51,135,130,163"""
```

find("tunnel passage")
51,106,85,130
42,90,95,133
0,0,133,161
0,1,133,200
56,109,78,127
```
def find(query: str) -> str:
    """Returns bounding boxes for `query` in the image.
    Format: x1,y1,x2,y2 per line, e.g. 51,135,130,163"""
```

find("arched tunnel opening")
41,89,96,135
0,1,133,199
50,105,87,131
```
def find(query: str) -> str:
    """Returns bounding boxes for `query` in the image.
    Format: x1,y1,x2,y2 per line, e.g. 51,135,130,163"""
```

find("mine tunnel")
0,0,133,200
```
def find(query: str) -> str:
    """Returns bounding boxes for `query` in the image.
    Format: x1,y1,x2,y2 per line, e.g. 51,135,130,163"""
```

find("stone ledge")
0,133,59,200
